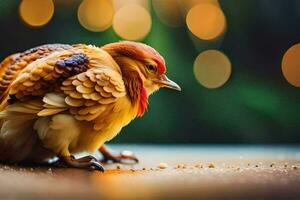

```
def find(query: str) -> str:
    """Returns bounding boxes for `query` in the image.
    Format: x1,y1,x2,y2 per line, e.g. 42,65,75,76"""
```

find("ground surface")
0,145,299,200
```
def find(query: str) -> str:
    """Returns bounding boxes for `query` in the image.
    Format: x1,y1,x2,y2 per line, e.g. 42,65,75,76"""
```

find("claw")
99,145,139,164
101,152,139,164
89,160,105,172
59,155,105,172
76,155,98,163
120,150,139,163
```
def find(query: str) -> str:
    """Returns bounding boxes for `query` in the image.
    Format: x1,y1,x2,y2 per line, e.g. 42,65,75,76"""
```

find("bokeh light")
19,0,54,27
77,0,114,32
282,43,300,87
194,50,231,89
113,0,149,11
186,3,226,40
152,0,184,28
113,4,151,41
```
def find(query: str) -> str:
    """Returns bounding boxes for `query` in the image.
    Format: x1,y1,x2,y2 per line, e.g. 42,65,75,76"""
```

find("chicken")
0,42,180,171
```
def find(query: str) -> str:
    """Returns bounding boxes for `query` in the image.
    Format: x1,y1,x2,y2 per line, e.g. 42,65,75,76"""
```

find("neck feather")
105,54,149,117
122,69,148,117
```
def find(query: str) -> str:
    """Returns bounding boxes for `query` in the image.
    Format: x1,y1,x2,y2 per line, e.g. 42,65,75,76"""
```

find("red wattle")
137,86,148,117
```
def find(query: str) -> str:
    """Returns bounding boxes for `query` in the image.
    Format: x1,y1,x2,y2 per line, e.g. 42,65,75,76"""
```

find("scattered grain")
208,163,215,168
176,164,184,168
195,164,203,168
158,162,168,169
292,165,298,170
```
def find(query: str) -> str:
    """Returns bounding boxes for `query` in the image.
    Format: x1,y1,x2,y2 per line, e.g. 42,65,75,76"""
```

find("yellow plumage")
0,42,180,170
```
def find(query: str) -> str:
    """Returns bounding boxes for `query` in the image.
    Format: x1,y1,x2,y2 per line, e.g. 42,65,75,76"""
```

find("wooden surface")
0,145,299,200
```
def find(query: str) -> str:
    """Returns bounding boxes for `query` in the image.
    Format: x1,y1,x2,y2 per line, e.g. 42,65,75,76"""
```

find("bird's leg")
59,155,104,172
99,145,139,164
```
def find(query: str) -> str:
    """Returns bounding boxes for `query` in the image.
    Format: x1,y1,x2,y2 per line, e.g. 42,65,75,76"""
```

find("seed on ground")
195,164,203,168
208,163,215,168
177,164,183,168
158,162,168,169
292,165,298,170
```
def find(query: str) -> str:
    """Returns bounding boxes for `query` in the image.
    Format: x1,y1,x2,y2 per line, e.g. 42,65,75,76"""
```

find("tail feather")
0,117,37,163
0,94,67,163
0,100,42,163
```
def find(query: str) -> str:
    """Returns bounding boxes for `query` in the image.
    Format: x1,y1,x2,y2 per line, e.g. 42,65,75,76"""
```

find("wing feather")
61,67,126,124
8,49,90,101
4,45,127,131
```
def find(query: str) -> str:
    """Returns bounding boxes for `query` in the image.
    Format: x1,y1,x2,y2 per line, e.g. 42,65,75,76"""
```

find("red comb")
106,41,166,74
140,43,166,74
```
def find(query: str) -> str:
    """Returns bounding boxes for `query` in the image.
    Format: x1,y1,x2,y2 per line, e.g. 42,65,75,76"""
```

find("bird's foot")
59,155,104,172
99,146,139,164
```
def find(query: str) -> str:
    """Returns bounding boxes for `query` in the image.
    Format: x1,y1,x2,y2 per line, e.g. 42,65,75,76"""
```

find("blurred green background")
0,0,300,144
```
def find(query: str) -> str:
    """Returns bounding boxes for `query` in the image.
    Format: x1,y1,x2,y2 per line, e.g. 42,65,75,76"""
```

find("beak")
157,75,181,91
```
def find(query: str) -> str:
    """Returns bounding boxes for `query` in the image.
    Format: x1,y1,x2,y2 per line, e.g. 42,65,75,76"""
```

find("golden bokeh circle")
114,0,149,11
282,43,300,87
186,3,226,40
19,0,54,27
194,50,231,89
78,0,114,32
113,4,152,41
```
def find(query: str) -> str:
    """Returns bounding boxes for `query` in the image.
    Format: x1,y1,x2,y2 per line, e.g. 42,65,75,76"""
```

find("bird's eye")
146,64,157,73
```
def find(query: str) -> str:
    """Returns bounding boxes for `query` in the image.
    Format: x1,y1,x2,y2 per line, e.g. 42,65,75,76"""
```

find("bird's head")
102,41,181,95
102,41,180,117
